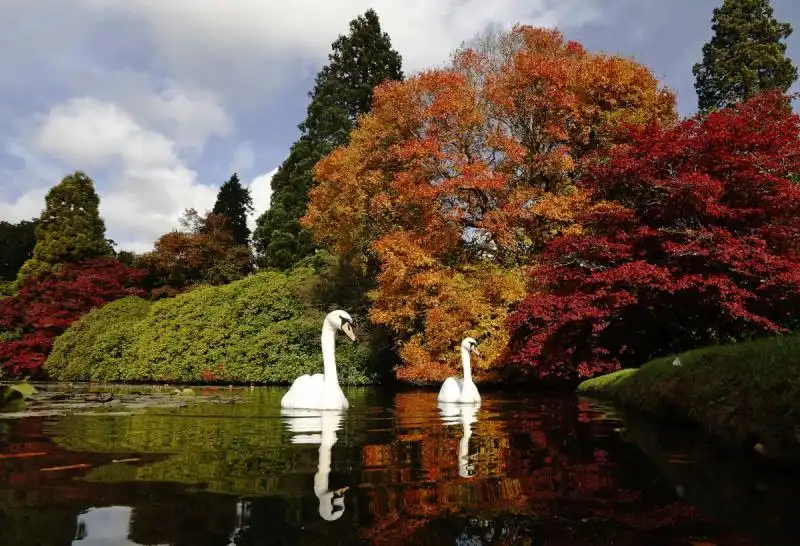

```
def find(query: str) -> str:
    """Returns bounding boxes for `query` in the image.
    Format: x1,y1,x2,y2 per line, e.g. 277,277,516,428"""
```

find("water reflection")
1,385,798,545
281,408,349,521
437,401,480,478
73,506,161,545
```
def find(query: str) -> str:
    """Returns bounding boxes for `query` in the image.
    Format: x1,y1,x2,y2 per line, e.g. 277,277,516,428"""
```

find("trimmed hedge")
46,264,378,385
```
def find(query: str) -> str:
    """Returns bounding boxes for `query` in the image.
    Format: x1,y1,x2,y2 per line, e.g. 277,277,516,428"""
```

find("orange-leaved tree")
303,25,677,383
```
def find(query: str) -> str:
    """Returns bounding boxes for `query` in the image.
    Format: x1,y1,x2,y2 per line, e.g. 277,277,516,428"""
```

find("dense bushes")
46,261,379,385
0,259,147,377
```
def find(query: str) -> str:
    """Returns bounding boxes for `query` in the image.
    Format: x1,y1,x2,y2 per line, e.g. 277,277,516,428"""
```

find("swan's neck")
321,323,338,385
460,347,472,382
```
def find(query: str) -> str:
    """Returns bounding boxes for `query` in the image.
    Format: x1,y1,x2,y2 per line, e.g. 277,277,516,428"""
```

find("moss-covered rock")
45,263,378,385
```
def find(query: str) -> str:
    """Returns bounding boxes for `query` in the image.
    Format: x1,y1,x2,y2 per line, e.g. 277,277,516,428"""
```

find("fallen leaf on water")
40,463,92,472
0,451,47,459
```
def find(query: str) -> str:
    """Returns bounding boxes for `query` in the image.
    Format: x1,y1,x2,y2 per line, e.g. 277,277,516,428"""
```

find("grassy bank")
577,334,800,460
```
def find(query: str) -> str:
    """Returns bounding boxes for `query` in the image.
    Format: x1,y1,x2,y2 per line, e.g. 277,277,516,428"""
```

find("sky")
0,0,798,254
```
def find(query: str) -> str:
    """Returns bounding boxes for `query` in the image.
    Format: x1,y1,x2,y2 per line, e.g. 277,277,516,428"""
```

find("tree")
16,171,113,283
253,8,403,269
0,219,37,281
506,90,800,384
211,173,253,246
136,208,254,291
692,0,797,113
0,258,146,377
303,26,677,382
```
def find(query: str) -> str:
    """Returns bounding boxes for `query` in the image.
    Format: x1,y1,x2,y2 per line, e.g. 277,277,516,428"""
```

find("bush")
47,296,152,381
45,263,378,385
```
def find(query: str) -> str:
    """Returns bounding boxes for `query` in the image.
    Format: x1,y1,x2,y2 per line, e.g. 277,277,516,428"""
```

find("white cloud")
229,141,255,175
247,167,277,234
28,97,219,252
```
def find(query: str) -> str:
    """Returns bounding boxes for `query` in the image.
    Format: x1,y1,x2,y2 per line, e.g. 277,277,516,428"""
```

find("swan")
282,409,349,521
280,310,357,410
438,401,480,478
437,337,481,403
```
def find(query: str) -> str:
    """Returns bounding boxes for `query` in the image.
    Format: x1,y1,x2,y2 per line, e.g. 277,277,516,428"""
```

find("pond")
1,384,799,545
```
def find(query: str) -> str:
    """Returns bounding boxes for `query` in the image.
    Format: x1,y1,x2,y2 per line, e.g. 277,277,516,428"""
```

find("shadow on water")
0,384,799,545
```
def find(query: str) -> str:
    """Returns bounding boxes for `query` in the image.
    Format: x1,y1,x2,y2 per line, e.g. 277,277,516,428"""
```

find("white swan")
437,337,481,403
282,409,349,521
438,401,480,478
72,506,149,545
280,310,357,410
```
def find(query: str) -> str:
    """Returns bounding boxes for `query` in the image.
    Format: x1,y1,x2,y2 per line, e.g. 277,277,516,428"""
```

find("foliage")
47,296,152,382
16,172,113,284
0,259,146,377
253,8,404,269
692,0,797,113
0,219,37,281
0,382,36,412
304,25,677,381
507,90,800,384
577,333,800,459
135,208,254,291
45,261,378,385
211,173,254,246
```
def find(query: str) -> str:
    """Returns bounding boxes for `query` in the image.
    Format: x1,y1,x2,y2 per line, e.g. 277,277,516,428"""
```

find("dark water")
1,385,799,545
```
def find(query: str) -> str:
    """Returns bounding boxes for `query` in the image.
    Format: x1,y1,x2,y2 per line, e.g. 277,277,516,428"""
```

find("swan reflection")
281,408,348,521
438,401,480,478
72,506,161,545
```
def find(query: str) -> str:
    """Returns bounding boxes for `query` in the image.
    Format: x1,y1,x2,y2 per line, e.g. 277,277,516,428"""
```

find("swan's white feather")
437,376,463,402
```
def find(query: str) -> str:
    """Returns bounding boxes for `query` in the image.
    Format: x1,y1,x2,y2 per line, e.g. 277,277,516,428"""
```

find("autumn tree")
136,208,254,291
253,8,403,269
16,171,113,284
304,26,677,382
0,219,37,281
0,258,146,377
692,0,797,113
506,91,800,384
211,173,253,246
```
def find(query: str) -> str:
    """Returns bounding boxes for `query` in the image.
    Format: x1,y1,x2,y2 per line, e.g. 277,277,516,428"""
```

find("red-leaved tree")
506,90,800,383
0,258,146,377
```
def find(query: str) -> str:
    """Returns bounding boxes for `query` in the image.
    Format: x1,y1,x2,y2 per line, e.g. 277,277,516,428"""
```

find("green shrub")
47,296,152,381
45,263,379,384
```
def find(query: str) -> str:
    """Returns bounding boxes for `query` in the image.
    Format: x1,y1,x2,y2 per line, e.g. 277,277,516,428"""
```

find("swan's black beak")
341,321,357,342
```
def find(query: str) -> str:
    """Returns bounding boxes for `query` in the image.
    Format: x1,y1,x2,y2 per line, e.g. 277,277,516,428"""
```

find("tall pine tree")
0,219,38,281
253,9,403,269
692,0,797,113
211,173,253,246
17,171,113,283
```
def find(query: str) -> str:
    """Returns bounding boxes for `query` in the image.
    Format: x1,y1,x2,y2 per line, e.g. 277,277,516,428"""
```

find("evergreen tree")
17,171,113,283
693,0,797,113
253,8,403,269
0,219,38,281
211,173,253,246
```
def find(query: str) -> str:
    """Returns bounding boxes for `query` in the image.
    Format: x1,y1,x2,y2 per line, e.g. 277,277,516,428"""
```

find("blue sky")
0,0,798,253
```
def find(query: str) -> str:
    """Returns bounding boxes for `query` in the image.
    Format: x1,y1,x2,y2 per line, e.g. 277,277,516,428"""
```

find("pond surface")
1,384,799,545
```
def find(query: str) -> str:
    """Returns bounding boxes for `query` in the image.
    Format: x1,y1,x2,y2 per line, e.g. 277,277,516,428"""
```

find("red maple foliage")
0,258,147,377
506,91,800,383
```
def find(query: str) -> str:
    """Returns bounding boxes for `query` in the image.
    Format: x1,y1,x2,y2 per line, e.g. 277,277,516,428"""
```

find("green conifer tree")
253,9,403,269
17,171,113,283
693,0,797,113
211,173,254,246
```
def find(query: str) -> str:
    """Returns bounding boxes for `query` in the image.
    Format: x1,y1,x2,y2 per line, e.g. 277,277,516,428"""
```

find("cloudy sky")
1,0,798,253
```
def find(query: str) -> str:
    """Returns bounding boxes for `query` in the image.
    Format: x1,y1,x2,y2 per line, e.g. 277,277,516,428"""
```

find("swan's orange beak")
472,346,482,357
341,321,357,342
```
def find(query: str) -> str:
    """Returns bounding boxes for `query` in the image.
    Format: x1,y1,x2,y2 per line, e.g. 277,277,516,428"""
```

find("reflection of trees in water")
3,391,799,545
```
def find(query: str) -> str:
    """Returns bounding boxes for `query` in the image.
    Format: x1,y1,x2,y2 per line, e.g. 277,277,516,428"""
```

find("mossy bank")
577,334,800,461
46,257,381,385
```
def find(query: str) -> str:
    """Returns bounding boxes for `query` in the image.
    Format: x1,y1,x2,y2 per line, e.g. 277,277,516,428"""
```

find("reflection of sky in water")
72,506,164,546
